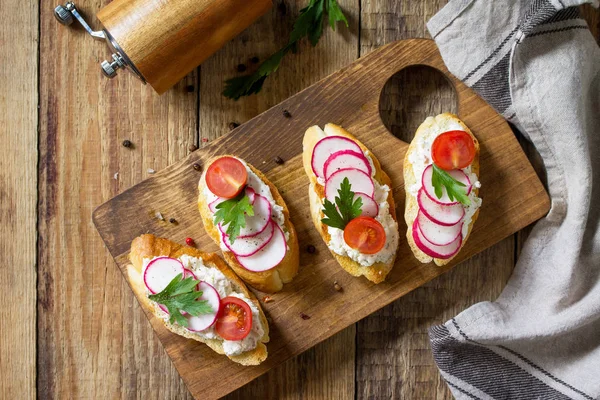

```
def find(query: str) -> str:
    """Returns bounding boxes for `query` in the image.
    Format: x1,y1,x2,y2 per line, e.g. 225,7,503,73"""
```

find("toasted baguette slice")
303,124,398,284
127,234,269,366
198,156,299,293
404,113,481,266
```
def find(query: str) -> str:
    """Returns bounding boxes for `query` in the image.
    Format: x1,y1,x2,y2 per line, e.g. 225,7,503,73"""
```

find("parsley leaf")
223,0,348,100
148,274,213,328
213,191,254,243
431,164,471,206
321,177,363,229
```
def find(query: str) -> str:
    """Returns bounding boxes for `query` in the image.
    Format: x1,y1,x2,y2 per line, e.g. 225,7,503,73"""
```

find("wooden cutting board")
93,39,550,399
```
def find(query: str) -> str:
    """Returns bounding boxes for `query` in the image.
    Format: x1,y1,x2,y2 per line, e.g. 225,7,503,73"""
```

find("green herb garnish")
223,0,348,100
214,191,254,243
321,177,363,229
148,274,212,328
431,164,471,206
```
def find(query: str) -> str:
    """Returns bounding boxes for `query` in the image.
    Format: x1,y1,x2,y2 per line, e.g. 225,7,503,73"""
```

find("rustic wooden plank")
37,1,197,397
356,1,517,398
0,0,38,397
93,38,549,400
198,1,359,398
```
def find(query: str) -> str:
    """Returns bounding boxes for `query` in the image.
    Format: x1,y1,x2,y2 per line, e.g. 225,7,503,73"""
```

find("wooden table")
3,1,598,398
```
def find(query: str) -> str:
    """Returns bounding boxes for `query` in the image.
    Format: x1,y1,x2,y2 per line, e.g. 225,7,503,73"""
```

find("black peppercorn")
282,109,291,118
185,85,195,92
228,122,240,130
236,63,247,72
274,156,284,165
306,244,316,254
300,312,311,320
122,139,132,148
250,56,259,64
192,163,202,171
169,218,177,224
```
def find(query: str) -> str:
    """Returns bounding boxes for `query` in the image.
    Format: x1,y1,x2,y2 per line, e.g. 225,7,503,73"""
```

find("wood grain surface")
0,0,38,397
1,1,596,399
93,39,549,399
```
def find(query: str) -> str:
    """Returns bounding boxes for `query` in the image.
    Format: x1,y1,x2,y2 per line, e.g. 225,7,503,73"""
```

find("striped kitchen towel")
427,0,600,399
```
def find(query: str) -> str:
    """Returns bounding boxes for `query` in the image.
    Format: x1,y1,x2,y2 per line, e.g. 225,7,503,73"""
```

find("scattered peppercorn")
274,156,284,165
262,296,273,303
236,63,247,72
169,218,177,224
334,281,343,292
122,139,132,148
192,163,202,171
300,312,311,320
306,244,316,254
228,122,240,130
250,56,259,64
186,85,195,93
282,109,291,118
188,144,198,152
185,237,195,247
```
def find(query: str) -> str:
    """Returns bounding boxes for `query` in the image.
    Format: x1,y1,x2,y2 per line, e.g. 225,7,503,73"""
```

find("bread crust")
303,124,398,284
127,234,270,365
403,113,480,266
198,157,299,293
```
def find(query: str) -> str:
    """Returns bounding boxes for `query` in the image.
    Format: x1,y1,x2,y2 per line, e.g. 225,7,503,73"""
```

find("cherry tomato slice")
431,130,476,170
206,157,248,198
343,216,386,255
215,296,253,341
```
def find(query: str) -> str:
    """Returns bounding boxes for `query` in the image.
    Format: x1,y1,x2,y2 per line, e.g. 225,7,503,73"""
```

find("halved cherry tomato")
343,216,386,255
431,130,476,170
215,296,253,341
206,157,248,198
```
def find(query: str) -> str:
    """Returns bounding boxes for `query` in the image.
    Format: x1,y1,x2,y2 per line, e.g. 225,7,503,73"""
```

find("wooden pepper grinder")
55,0,272,94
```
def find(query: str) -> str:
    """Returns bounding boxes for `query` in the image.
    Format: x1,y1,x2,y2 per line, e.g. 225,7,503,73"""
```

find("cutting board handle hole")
378,65,458,142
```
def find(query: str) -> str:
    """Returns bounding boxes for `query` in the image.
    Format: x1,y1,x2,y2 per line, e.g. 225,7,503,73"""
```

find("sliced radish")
417,211,462,246
144,257,185,294
236,222,287,272
311,136,363,179
208,187,256,213
324,150,371,180
186,281,221,332
223,218,275,256
412,219,462,259
417,188,465,226
354,192,379,218
218,194,271,238
325,168,374,203
422,165,472,205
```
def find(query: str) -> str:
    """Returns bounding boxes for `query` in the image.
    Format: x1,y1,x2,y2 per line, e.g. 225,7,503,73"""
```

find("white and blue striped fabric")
427,0,600,398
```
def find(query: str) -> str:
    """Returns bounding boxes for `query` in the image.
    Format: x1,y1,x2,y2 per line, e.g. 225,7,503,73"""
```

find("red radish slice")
325,168,374,203
208,187,256,213
354,192,378,218
417,188,465,226
186,281,221,332
417,211,462,246
421,165,471,205
144,257,185,294
311,136,363,179
223,218,275,256
218,194,271,238
324,150,371,180
236,222,287,272
412,219,462,259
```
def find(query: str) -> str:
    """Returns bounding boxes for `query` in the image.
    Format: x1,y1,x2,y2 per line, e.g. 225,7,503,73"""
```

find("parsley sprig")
223,0,348,100
214,191,254,243
321,177,363,230
148,274,212,328
431,164,471,206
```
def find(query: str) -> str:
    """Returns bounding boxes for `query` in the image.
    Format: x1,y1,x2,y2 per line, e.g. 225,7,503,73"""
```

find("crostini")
198,156,299,293
303,124,399,283
404,113,482,266
127,234,269,365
